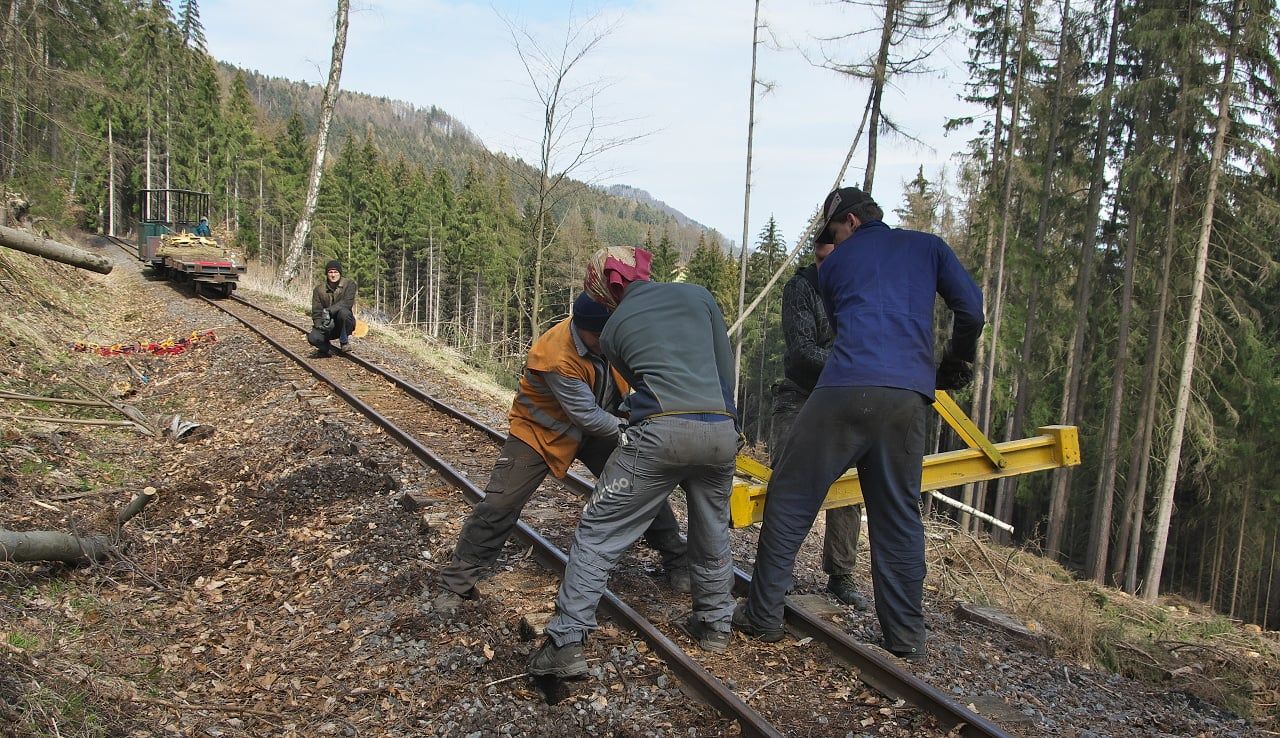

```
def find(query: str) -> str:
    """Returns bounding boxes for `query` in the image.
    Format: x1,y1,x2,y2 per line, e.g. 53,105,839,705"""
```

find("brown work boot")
681,616,730,653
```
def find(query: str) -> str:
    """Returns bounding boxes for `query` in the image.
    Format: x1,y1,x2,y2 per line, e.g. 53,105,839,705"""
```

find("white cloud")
203,0,983,248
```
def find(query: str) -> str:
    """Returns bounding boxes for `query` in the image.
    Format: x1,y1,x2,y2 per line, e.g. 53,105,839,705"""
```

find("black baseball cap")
818,186,875,242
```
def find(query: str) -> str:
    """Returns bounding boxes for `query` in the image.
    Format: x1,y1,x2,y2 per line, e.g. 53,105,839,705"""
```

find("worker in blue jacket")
736,187,984,662
192,217,211,237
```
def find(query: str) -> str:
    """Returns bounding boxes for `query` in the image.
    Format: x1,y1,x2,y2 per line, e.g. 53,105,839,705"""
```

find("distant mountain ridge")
221,63,725,257
602,184,713,233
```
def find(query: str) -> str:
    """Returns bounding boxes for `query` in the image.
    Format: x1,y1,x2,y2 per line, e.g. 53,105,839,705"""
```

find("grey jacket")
600,280,737,424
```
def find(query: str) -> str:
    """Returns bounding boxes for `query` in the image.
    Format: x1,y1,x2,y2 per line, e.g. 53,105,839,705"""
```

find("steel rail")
226,293,1014,738
202,295,785,738
102,233,139,259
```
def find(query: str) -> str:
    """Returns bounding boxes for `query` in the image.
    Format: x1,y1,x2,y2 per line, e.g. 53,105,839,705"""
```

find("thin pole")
733,0,763,400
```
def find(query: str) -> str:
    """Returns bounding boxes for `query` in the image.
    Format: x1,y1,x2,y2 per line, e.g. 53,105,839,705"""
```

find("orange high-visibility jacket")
508,318,629,478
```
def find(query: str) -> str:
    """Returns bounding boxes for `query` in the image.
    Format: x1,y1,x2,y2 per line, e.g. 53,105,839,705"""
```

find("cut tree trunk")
0,224,111,274
0,529,112,563
733,0,763,401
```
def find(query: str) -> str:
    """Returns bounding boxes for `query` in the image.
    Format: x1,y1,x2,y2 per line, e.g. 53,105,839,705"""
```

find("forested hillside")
0,0,1277,635
226,65,721,257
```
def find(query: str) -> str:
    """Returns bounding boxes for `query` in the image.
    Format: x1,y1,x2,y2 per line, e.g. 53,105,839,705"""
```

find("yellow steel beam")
729,425,1080,528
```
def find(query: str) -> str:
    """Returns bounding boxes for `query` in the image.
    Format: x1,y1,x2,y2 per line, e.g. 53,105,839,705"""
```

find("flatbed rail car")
135,188,245,297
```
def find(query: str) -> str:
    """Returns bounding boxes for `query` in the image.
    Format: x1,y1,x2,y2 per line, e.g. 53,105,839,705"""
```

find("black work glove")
936,356,974,391
316,309,335,333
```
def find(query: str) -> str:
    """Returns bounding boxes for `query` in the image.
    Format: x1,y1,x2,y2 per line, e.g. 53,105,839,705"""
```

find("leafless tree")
500,10,644,340
282,0,349,285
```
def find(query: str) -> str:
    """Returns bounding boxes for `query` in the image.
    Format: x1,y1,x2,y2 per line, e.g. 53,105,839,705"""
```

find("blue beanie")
572,292,610,334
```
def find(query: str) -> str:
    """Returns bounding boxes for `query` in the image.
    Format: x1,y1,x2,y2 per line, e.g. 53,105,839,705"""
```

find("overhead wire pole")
728,93,874,337
733,0,764,401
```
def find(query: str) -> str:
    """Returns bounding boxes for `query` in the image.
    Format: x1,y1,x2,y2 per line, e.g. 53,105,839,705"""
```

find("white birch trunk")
282,0,350,284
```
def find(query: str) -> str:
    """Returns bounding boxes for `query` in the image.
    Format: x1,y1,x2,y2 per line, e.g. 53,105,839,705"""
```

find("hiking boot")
731,602,784,643
431,587,477,614
339,338,350,349
680,616,730,654
827,574,870,611
527,638,588,678
667,567,691,594
310,348,332,358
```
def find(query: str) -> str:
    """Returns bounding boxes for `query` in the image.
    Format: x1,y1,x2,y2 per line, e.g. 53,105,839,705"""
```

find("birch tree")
281,0,349,285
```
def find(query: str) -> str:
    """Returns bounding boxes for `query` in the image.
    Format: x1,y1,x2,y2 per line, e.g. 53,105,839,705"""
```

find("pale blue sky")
202,0,982,248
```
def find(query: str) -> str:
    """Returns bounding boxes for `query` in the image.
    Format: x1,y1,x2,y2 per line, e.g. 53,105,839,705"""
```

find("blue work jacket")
817,220,984,399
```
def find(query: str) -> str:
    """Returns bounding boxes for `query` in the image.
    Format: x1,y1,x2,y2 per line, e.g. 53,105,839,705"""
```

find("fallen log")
0,529,112,563
0,223,112,274
0,486,158,564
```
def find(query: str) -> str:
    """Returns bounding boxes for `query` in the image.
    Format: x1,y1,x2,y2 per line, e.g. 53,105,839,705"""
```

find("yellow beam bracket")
730,425,1080,528
933,390,1006,468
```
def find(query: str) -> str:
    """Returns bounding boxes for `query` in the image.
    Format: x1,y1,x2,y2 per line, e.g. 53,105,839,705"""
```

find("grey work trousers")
546,416,738,646
770,385,862,577
746,386,928,654
440,435,688,596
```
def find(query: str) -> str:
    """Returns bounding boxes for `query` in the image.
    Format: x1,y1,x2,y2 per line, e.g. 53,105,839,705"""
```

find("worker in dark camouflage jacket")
771,231,868,610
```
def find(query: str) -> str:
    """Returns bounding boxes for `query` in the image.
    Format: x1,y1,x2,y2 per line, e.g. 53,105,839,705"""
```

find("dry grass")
925,521,1280,724
237,260,514,403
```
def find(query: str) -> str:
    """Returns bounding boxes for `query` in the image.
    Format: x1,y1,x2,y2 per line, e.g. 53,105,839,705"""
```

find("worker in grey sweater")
528,247,740,677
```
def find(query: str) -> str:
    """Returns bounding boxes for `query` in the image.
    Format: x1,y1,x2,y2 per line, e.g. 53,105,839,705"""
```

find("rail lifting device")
729,390,1081,529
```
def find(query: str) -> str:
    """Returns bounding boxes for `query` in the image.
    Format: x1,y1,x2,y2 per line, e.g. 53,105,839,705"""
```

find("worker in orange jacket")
433,292,689,613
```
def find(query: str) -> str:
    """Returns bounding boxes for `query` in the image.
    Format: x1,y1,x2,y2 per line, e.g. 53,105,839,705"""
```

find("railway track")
102,233,138,259
195,290,1015,738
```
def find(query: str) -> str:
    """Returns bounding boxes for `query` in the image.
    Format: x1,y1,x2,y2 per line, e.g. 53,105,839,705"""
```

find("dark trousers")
770,386,861,576
746,386,928,654
307,306,355,350
440,435,688,596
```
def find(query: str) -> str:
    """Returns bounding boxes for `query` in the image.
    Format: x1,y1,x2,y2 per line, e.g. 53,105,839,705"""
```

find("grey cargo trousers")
546,416,738,646
440,435,688,596
770,384,862,576
746,386,929,655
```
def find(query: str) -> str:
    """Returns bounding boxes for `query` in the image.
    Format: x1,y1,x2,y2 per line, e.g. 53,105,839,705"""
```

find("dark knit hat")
571,291,610,334
818,186,876,243
324,260,343,274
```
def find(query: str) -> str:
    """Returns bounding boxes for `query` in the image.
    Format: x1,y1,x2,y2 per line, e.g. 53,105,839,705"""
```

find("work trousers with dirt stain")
546,415,739,646
770,384,862,577
746,386,928,656
440,435,688,596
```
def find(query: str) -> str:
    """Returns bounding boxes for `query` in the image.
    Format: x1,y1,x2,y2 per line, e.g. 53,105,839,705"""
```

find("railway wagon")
136,188,245,297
